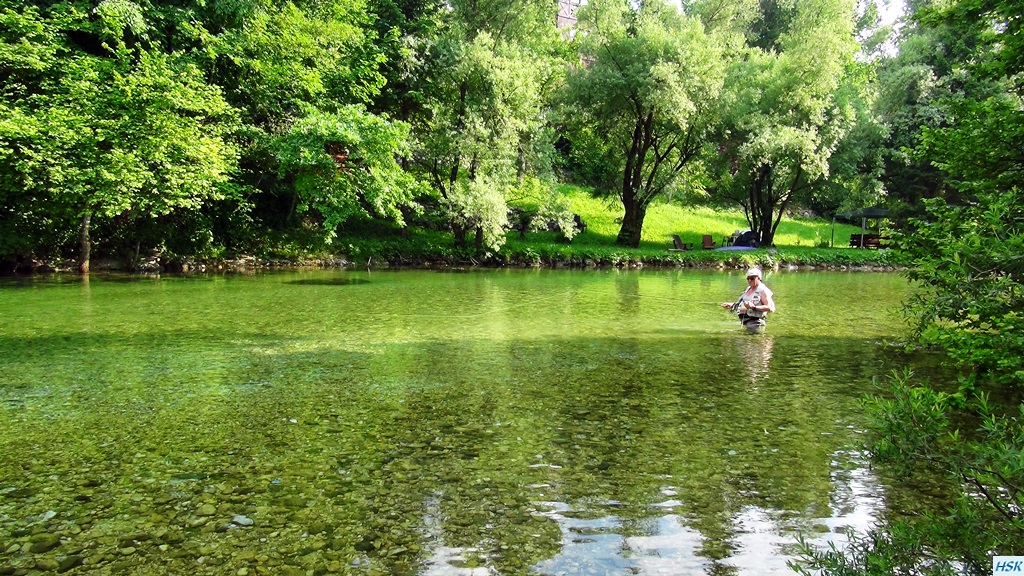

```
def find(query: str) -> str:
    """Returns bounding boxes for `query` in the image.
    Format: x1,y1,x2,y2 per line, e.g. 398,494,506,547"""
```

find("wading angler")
721,268,776,334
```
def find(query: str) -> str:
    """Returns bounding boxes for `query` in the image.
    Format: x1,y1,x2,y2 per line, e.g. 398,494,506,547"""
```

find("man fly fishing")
721,268,776,334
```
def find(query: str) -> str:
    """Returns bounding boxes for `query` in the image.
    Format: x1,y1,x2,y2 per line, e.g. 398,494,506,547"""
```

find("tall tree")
408,0,566,253
198,0,396,235
0,3,237,272
562,0,727,247
713,0,861,246
795,0,1024,573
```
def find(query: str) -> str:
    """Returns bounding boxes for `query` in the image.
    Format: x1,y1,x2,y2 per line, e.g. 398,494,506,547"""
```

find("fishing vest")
736,284,769,318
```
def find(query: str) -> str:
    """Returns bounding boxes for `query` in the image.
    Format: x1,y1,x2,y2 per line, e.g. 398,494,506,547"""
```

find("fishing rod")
627,293,731,306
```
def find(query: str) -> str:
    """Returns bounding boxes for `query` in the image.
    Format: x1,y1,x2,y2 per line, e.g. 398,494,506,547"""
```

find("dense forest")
0,0,968,272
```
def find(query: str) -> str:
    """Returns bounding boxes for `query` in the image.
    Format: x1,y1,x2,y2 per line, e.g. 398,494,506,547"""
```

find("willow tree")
562,0,727,247
713,0,862,247
408,0,567,254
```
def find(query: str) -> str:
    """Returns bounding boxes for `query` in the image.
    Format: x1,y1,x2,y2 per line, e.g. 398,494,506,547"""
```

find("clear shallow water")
0,269,929,575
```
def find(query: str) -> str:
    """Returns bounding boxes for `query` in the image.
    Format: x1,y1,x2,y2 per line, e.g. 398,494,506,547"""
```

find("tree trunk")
615,196,646,248
615,111,655,248
78,211,91,274
453,224,468,249
748,165,774,247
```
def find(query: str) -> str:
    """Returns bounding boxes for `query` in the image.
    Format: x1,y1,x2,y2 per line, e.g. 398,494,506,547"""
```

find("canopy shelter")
831,206,891,247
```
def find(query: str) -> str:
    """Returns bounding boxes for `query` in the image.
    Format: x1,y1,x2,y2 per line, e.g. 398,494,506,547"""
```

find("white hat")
745,267,761,278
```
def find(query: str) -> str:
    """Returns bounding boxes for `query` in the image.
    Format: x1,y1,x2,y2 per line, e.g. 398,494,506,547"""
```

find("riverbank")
4,244,904,275
1,193,900,274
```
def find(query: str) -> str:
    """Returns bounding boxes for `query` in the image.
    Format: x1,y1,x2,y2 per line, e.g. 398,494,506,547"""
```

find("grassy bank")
331,186,903,271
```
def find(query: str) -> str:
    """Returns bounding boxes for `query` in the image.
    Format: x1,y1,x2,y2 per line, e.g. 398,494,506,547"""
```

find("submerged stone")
57,555,83,573
28,534,60,553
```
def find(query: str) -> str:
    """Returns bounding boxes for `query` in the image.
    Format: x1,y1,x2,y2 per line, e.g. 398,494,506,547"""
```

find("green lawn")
531,185,866,250
332,184,894,268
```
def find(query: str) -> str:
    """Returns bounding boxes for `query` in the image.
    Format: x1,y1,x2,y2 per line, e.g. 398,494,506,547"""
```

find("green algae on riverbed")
0,270,932,575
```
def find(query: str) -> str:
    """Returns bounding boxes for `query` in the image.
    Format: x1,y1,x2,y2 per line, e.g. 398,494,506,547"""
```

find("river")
0,269,941,575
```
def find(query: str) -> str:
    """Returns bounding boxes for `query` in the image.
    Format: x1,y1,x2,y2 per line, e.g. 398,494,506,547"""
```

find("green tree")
0,3,236,272
408,0,566,254
275,106,423,236
197,0,392,238
794,0,1024,572
562,0,727,248
713,0,861,247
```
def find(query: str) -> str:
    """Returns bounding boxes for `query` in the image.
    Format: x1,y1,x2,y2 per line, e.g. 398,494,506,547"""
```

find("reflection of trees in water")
615,271,641,315
317,335,902,575
495,336,837,571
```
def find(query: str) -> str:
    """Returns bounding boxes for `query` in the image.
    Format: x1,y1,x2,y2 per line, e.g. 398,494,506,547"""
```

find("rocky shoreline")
2,252,901,275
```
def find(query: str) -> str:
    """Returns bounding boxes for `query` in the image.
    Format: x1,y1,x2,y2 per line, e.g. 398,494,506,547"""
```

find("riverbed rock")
196,504,217,516
281,496,307,509
57,555,84,573
231,515,254,527
28,534,61,553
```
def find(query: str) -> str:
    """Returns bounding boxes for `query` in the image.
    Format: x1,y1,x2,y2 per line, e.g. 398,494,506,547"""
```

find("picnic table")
850,233,887,248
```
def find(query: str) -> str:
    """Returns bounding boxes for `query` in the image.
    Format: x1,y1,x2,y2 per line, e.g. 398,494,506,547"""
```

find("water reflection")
0,270,927,576
727,335,774,385
529,451,885,576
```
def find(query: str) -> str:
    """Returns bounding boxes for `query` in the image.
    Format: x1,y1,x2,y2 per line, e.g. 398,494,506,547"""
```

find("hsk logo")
995,557,1024,573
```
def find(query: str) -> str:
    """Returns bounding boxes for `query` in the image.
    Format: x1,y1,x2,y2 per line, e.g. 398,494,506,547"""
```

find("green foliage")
562,0,726,247
210,1,385,124
792,523,959,576
898,195,1024,383
796,371,1023,575
276,107,423,237
0,4,237,265
0,6,57,77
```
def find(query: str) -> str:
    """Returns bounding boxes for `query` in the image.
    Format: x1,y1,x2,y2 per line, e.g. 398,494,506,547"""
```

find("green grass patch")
556,184,863,250
332,184,899,269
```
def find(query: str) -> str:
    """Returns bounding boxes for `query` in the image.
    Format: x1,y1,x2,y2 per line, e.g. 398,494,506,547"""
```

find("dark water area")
0,269,948,575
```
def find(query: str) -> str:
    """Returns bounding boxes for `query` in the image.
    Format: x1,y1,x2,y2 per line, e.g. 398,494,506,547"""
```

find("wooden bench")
850,234,886,249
